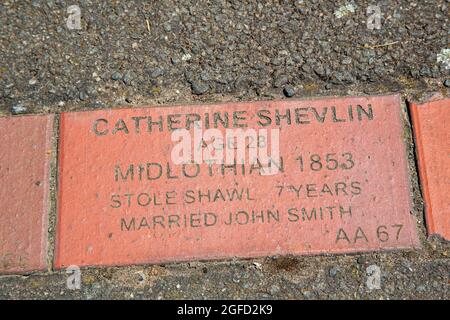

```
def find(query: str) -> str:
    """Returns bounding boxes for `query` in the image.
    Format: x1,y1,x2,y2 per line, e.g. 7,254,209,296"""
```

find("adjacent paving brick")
56,95,419,268
0,115,53,273
409,98,450,240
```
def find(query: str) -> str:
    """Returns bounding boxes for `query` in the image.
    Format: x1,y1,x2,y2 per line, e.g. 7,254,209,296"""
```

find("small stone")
200,71,210,81
274,74,288,88
342,57,352,65
416,285,426,292
269,285,280,295
181,53,192,61
79,91,88,101
443,79,450,87
419,65,431,76
329,266,340,277
111,72,122,81
86,86,96,95
163,23,172,32
357,257,367,265
292,54,303,63
171,57,180,65
10,103,27,114
301,64,312,73
92,72,101,82
253,262,262,270
151,68,164,78
271,58,283,66
283,85,295,97
314,66,326,77
191,81,209,95
29,78,38,85
123,71,133,85
302,291,315,299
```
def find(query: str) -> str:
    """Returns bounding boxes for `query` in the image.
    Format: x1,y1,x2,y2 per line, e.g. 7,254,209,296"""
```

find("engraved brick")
55,95,419,268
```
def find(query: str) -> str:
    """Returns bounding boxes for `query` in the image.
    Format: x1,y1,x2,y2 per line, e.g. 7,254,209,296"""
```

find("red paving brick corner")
409,97,450,241
55,95,419,269
0,115,53,274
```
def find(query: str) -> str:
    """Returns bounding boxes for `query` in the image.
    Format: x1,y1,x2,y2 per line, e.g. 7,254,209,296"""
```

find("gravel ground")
0,0,449,299
0,0,449,113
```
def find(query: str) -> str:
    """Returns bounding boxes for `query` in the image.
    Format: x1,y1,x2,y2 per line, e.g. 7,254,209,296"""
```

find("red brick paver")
0,115,53,274
55,95,419,268
409,97,450,240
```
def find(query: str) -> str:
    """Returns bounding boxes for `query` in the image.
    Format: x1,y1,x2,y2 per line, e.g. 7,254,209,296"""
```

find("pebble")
123,71,133,85
329,266,340,277
200,71,210,81
444,79,450,87
302,291,315,299
420,65,431,76
163,23,172,32
274,74,288,88
342,57,352,65
111,72,122,81
171,57,180,65
10,103,27,114
357,257,367,265
253,262,262,270
269,285,280,295
283,85,295,97
314,66,326,78
151,68,164,78
79,91,88,101
181,53,192,61
191,81,209,95
416,285,426,292
301,64,312,73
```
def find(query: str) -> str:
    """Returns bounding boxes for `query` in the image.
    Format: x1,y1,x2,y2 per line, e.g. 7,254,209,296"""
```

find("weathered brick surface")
55,95,419,268
409,98,450,240
0,115,53,273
